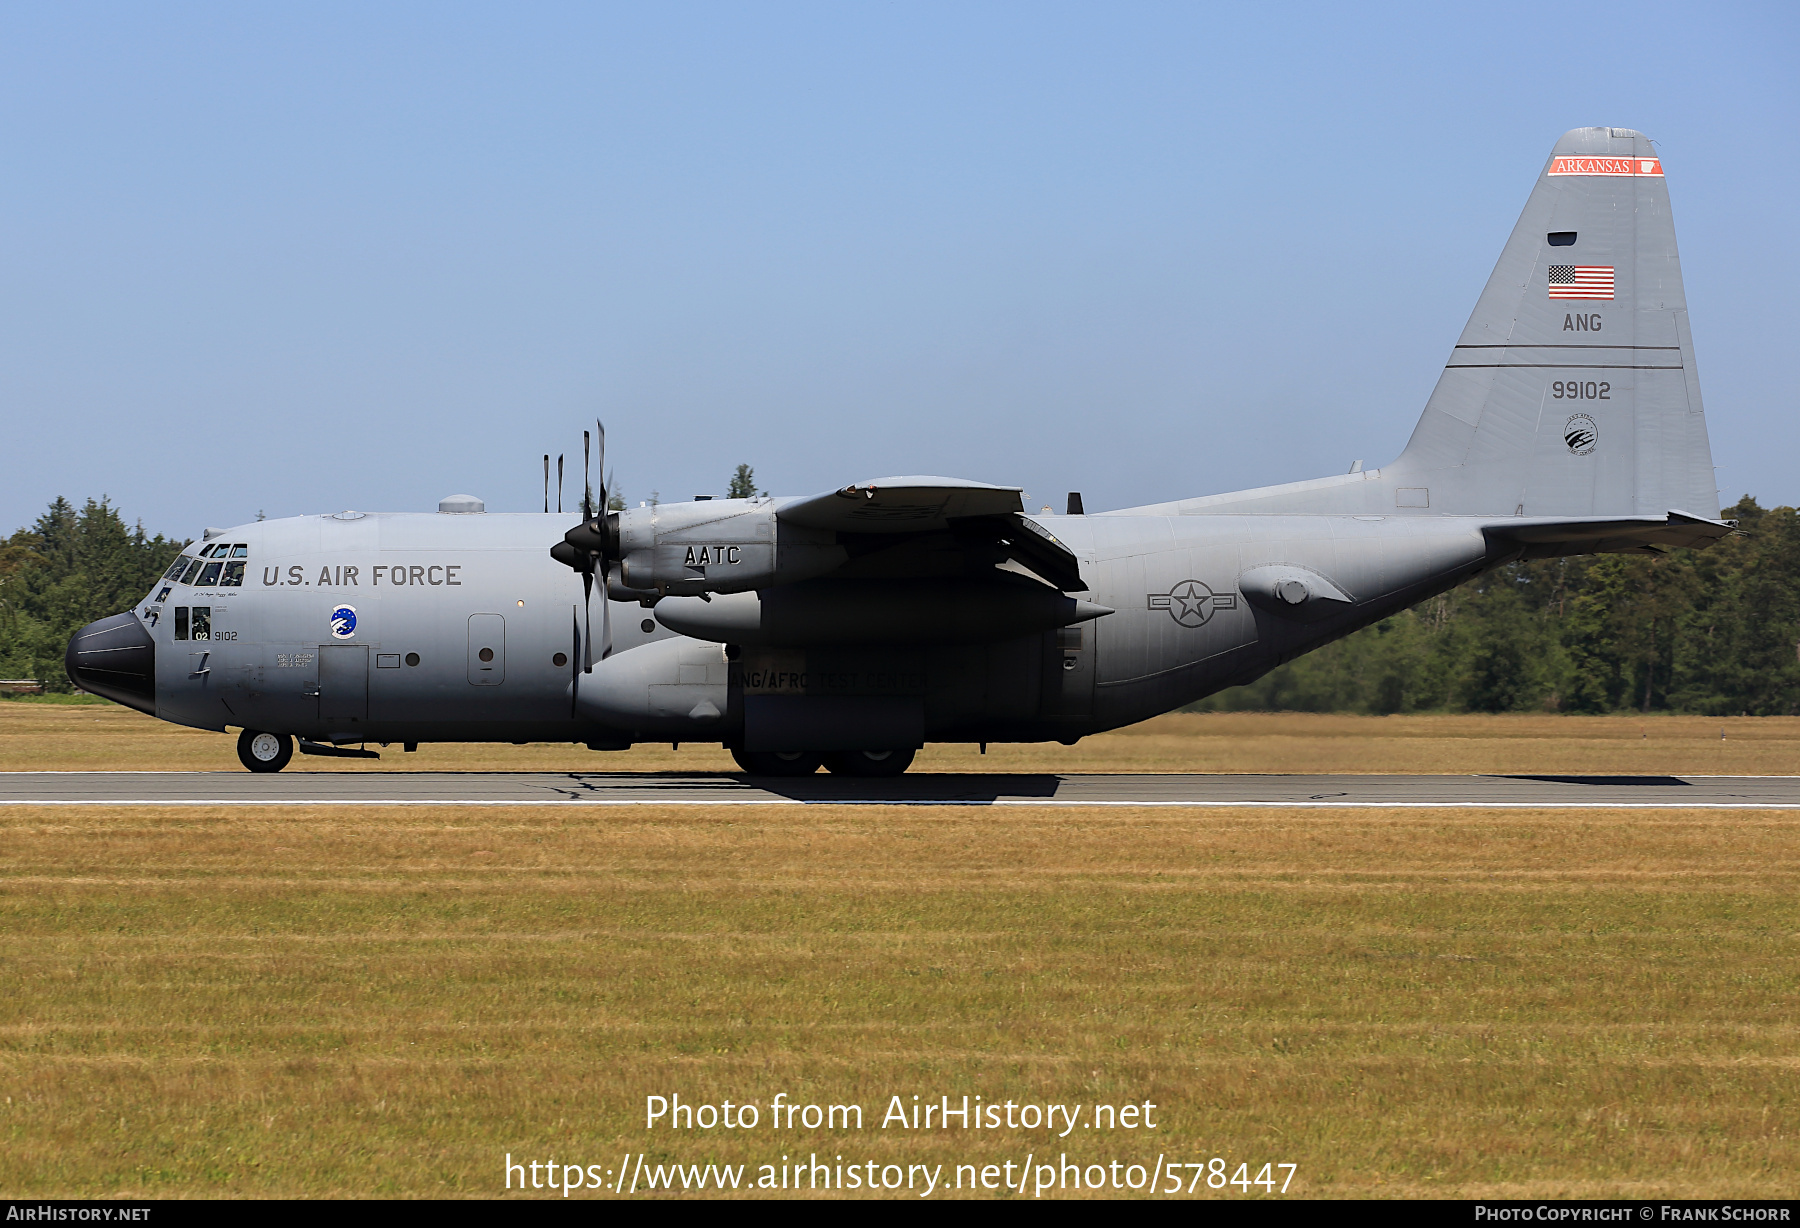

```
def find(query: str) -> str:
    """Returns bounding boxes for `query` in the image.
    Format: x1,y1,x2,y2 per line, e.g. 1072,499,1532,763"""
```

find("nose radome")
65,612,157,714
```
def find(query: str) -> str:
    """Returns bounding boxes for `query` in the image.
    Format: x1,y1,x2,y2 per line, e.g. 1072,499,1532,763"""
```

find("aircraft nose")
65,612,157,714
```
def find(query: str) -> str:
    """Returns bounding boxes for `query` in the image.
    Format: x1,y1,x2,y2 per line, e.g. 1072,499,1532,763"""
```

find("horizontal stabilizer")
1485,510,1734,559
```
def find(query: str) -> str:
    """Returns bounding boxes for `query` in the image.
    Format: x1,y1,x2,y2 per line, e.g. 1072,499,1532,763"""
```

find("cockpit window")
220,561,245,586
179,560,204,585
174,607,189,640
197,562,222,587
190,607,211,640
229,544,248,558
164,557,191,581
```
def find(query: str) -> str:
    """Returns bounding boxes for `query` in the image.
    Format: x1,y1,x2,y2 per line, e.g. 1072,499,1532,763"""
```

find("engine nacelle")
654,579,1112,646
612,500,847,596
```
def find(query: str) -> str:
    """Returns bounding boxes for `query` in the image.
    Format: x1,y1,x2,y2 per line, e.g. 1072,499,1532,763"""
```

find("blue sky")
2,1,1794,534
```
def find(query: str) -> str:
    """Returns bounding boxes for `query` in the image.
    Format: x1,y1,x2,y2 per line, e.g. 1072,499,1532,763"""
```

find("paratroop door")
468,614,505,685
318,644,369,723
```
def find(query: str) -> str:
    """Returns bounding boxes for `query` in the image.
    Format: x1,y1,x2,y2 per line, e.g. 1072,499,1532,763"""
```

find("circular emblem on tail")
329,605,358,639
1564,414,1598,455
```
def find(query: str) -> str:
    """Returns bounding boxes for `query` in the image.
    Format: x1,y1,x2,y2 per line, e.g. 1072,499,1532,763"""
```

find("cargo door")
468,614,506,685
318,644,369,724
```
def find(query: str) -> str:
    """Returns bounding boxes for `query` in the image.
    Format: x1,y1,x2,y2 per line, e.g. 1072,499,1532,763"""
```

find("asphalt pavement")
3,771,1798,807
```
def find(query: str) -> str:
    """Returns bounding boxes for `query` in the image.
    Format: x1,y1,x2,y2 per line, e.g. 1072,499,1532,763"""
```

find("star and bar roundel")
1147,579,1239,628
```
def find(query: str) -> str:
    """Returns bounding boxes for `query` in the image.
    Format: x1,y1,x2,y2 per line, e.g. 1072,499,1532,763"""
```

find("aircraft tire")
237,729,294,773
821,748,916,778
730,748,822,777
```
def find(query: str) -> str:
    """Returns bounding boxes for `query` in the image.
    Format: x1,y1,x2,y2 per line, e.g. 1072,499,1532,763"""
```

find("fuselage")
76,502,1495,751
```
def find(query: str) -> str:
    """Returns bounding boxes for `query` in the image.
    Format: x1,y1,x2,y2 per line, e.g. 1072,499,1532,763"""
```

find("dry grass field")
6,697,1800,775
4,701,1800,1199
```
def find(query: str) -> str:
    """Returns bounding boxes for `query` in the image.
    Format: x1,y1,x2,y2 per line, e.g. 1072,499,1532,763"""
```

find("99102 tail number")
1552,379,1609,400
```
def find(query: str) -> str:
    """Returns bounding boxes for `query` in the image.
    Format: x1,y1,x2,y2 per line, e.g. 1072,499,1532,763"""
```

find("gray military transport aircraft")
67,126,1729,776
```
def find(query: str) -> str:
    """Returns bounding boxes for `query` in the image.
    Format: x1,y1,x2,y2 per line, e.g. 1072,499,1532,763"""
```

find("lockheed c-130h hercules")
68,127,1730,775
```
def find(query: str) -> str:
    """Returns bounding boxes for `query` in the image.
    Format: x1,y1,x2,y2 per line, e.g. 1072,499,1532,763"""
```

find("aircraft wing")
1484,510,1736,559
777,476,1024,533
776,477,1087,592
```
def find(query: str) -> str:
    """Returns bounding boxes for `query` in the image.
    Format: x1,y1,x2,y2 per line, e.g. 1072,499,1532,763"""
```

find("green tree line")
0,498,186,688
5,492,1798,713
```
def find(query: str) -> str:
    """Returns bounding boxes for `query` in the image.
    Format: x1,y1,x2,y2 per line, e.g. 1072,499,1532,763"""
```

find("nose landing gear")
237,729,294,773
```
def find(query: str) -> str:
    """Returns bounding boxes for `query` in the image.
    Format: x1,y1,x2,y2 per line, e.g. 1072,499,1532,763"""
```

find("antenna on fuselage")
557,455,564,514
543,455,549,514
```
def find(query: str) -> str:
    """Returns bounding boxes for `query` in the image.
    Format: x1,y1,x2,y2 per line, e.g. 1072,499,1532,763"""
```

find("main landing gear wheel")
730,748,823,777
821,748,916,777
237,729,294,773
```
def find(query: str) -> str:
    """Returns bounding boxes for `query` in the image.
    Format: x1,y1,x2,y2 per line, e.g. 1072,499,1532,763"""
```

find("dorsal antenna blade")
557,454,564,515
582,431,591,519
543,455,549,514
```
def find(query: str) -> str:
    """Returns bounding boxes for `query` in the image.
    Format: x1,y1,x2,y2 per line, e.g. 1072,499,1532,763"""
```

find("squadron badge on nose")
329,605,358,639
1148,580,1237,627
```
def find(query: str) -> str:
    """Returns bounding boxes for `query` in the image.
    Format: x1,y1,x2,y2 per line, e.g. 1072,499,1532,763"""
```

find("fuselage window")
1547,231,1577,247
197,562,223,587
174,607,189,640
164,557,192,581
180,560,204,585
229,544,248,558
220,561,245,586
190,607,211,640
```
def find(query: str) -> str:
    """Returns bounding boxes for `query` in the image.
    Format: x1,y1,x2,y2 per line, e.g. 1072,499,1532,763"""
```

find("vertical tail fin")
1393,126,1718,518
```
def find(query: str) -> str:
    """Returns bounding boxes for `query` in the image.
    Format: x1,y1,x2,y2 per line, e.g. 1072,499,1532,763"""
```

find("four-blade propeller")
550,421,620,713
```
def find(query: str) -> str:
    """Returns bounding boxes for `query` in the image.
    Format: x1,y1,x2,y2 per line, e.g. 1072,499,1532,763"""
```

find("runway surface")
5,771,1800,807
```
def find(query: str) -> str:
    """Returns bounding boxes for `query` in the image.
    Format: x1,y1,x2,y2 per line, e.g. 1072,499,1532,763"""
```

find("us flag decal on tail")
1548,265,1615,299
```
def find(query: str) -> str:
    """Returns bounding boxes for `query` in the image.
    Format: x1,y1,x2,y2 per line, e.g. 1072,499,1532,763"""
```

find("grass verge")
3,802,1797,1198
